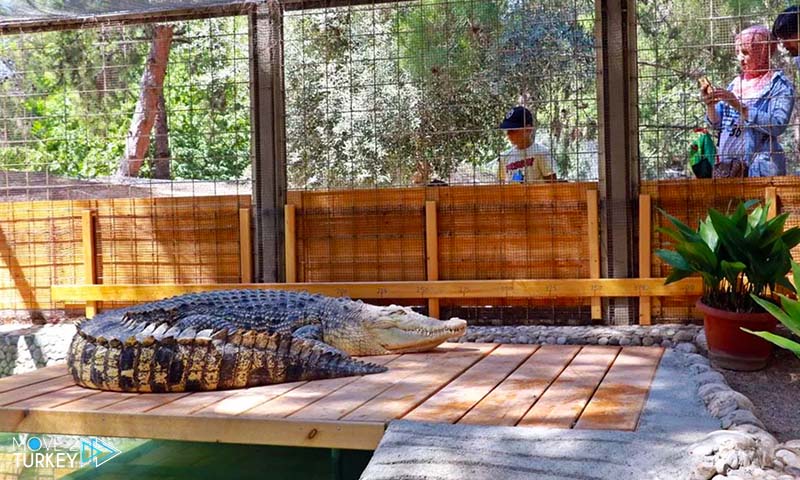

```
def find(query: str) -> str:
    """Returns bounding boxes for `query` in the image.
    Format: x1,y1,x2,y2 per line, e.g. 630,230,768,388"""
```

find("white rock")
721,410,766,430
774,449,800,469
707,391,756,417
699,383,730,400
696,371,728,386
677,342,699,353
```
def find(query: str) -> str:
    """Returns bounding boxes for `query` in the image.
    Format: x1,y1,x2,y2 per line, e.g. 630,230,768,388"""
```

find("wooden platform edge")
51,278,703,302
0,408,385,450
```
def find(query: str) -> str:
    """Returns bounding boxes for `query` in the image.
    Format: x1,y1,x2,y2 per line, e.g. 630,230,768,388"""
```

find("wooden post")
81,210,97,318
250,0,287,282
425,201,440,318
765,187,777,219
638,194,652,325
587,190,601,321
595,0,639,324
239,208,253,283
285,204,297,283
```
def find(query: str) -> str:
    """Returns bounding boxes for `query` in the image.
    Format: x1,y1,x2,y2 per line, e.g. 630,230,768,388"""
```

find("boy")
498,106,556,183
773,6,800,67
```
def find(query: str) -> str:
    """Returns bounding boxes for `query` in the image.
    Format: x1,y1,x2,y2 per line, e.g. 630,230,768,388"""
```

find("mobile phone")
698,76,713,94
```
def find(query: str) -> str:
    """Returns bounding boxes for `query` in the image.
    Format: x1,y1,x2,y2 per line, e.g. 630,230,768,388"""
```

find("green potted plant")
656,200,800,370
745,260,800,358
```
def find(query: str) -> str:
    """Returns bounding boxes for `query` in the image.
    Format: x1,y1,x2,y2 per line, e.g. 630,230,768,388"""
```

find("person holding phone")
701,25,795,177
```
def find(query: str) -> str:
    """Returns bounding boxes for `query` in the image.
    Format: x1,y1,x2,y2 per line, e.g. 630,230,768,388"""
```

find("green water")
0,434,372,480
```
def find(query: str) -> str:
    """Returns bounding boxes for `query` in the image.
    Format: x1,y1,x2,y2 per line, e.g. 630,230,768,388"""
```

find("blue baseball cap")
499,106,534,129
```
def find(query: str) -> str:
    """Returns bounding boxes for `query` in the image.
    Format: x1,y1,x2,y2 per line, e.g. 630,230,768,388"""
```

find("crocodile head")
323,303,467,356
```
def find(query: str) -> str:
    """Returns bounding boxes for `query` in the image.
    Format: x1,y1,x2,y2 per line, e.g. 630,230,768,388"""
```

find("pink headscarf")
732,25,775,100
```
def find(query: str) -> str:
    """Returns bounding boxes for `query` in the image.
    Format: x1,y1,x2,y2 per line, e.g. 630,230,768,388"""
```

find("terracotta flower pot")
696,299,777,371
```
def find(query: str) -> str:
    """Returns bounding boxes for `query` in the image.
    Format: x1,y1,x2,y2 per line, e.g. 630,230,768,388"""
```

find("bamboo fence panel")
0,195,249,313
640,178,798,323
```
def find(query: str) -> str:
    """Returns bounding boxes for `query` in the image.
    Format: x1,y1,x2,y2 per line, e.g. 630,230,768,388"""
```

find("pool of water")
0,433,372,479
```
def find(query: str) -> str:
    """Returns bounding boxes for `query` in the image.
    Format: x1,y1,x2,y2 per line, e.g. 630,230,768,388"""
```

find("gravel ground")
719,347,800,442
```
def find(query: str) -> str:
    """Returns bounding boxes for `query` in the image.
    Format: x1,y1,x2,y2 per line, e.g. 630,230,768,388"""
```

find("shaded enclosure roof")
0,0,259,32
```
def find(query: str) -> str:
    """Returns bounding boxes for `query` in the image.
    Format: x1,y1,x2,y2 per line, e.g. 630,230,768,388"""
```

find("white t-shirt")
499,143,555,183
717,112,745,164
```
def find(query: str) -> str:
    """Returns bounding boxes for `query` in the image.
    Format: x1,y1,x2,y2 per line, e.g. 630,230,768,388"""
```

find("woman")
703,25,795,177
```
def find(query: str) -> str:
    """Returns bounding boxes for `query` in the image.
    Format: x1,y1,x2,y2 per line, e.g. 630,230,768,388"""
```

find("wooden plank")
575,347,664,431
519,346,620,429
99,392,193,414
51,277,704,303
343,343,498,422
587,190,601,320
404,344,538,424
0,364,69,394
192,382,306,417
766,187,777,219
241,354,400,418
0,376,74,406
0,409,384,450
290,344,465,421
639,194,652,325
240,207,253,283
459,345,581,426
425,201,440,318
7,385,97,409
82,209,97,318
285,204,297,283
53,391,139,411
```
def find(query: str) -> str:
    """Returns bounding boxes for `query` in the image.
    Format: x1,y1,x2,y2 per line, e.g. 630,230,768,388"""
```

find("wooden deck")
0,344,663,450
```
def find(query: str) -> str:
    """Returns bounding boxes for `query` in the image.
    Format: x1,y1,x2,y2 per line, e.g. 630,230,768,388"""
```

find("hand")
708,89,748,116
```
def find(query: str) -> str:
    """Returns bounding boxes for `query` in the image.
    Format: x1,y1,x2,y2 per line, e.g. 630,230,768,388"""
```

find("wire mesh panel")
638,1,800,323
0,14,253,320
283,0,598,188
637,0,799,180
282,0,598,324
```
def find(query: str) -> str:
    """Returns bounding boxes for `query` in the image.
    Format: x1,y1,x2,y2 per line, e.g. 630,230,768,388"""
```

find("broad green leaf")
709,209,750,262
699,218,718,251
657,208,701,242
776,293,800,337
655,249,691,271
780,227,800,250
793,261,800,295
665,269,696,285
747,205,763,230
676,242,717,271
751,294,797,328
721,260,745,287
741,328,800,357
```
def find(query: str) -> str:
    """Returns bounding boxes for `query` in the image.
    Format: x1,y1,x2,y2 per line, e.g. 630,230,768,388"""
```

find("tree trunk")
151,92,171,179
119,25,174,177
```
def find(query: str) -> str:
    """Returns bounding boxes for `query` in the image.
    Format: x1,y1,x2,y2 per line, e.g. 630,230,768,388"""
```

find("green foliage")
0,17,250,181
656,200,800,312
746,260,800,358
283,0,597,187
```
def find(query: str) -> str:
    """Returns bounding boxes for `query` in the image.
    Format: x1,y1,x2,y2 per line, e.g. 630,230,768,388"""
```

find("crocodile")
68,289,467,393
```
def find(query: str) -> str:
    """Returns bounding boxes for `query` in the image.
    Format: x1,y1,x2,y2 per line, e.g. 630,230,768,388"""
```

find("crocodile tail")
69,322,387,393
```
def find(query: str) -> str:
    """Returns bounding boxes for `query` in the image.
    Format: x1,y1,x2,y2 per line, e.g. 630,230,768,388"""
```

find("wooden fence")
6,179,800,324
0,195,250,315
286,183,599,318
641,177,800,323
